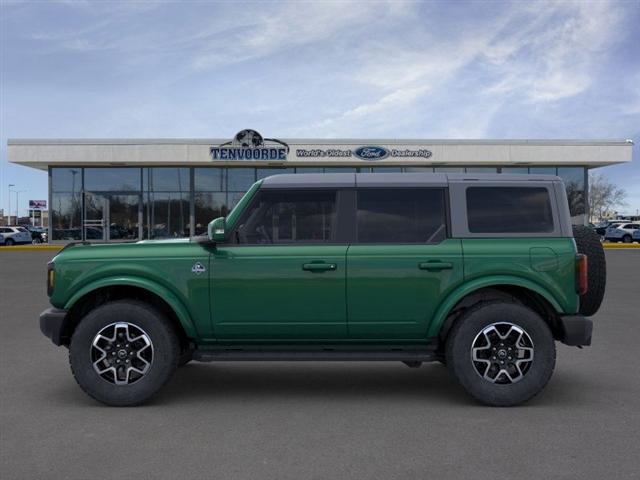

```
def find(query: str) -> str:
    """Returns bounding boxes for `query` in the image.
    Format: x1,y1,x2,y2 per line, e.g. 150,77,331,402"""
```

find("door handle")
302,263,337,272
418,261,453,271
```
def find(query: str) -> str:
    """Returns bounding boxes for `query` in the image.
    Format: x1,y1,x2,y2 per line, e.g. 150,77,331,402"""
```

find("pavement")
1,250,639,480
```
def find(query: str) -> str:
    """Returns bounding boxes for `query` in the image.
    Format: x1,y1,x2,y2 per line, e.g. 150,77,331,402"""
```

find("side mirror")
208,217,226,243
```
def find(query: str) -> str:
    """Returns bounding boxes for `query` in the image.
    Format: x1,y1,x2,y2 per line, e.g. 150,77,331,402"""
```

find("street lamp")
15,190,26,224
8,184,15,225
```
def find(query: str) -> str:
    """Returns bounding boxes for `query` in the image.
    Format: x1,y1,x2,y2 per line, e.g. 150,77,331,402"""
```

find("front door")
346,188,464,340
211,189,348,340
84,193,142,242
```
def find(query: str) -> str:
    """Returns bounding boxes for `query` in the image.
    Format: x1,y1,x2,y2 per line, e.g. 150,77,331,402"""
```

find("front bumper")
558,315,593,346
39,308,69,346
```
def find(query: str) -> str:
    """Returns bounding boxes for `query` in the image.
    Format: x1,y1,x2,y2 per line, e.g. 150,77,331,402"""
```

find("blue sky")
1,0,639,216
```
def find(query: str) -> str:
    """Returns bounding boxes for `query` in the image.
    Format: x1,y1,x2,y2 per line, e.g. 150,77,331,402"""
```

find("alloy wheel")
90,322,153,385
471,322,534,384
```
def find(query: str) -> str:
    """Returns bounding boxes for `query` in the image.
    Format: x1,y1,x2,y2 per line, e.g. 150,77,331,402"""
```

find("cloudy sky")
1,0,639,215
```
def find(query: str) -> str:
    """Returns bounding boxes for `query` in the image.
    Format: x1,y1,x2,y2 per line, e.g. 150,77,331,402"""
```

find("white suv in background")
0,226,32,246
604,223,640,243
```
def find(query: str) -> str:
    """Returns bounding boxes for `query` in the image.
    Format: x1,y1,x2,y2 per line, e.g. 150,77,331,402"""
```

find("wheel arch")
429,278,564,342
61,278,196,346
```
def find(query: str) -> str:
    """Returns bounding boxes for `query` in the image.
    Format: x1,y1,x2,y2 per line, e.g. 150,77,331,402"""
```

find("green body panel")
211,245,348,341
50,240,213,338
423,238,577,338
346,239,463,340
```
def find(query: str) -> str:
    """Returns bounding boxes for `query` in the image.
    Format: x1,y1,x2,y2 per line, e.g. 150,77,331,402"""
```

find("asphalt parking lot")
1,250,639,479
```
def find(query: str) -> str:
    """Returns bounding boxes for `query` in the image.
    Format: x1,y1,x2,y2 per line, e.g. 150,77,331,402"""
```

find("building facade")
7,132,633,243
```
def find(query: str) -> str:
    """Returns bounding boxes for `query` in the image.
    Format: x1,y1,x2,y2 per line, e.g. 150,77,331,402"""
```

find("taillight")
576,254,588,295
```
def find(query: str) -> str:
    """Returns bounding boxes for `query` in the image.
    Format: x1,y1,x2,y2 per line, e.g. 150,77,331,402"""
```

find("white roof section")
8,138,633,171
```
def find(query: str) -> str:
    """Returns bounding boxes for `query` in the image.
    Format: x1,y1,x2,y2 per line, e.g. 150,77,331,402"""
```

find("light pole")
8,184,15,225
15,190,26,225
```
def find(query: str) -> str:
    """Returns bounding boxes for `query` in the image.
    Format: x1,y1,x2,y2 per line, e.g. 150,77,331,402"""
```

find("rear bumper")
39,308,69,346
558,315,593,346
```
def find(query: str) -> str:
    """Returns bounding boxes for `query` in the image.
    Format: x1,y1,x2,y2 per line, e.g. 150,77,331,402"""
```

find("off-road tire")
572,225,606,316
446,301,556,407
69,300,180,406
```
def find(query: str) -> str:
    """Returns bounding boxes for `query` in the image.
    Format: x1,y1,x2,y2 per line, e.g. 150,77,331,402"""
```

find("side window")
236,190,337,244
356,188,447,243
466,187,554,233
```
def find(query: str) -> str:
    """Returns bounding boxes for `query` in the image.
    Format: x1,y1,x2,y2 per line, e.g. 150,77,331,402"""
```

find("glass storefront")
49,165,589,241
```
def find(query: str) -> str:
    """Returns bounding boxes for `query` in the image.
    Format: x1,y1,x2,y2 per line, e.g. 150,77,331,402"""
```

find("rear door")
346,187,463,340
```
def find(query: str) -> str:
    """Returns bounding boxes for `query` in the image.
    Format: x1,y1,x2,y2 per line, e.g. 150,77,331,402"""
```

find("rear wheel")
622,235,632,243
446,302,555,406
69,300,180,406
572,225,606,316
5,238,14,246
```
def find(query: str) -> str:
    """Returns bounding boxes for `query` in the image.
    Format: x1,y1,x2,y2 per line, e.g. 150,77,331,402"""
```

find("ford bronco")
40,173,606,406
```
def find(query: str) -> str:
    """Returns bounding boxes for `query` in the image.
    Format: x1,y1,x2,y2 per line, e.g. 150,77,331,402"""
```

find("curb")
0,245,63,251
602,243,640,249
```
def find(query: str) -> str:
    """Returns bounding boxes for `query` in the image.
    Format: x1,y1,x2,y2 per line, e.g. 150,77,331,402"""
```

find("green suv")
40,173,605,406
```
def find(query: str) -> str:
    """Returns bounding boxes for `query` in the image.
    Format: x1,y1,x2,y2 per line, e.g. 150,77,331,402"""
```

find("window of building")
466,187,554,233
356,188,446,243
227,168,256,191
143,168,190,239
51,192,82,240
465,167,498,173
236,190,337,244
557,167,586,218
84,168,141,191
528,167,557,175
500,167,529,174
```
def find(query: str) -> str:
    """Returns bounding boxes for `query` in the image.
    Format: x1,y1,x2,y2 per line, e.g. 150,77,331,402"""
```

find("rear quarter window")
466,187,554,234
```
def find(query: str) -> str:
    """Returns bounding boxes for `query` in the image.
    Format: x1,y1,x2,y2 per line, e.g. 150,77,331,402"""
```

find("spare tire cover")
572,225,606,316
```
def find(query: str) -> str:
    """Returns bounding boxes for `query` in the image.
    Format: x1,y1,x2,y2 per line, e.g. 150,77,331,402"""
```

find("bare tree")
588,172,627,221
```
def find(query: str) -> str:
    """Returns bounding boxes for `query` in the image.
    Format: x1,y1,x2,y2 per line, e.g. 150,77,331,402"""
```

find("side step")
193,348,438,363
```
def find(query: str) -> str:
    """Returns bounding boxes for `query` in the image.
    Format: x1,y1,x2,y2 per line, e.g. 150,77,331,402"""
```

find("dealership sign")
211,129,289,161
29,200,47,209
296,146,432,160
211,130,433,162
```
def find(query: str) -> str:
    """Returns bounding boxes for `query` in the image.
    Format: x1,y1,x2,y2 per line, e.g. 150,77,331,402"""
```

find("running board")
192,348,438,363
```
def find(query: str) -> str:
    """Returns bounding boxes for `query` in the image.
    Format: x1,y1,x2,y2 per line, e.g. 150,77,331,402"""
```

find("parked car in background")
0,226,32,246
604,223,640,243
21,225,48,244
594,220,625,238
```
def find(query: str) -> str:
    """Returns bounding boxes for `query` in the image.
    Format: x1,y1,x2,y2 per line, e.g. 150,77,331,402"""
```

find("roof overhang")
7,138,634,171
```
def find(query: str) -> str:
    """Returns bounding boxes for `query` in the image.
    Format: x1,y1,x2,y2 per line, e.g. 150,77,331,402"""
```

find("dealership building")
7,132,633,243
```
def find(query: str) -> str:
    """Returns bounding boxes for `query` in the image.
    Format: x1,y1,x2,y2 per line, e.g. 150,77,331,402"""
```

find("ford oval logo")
354,146,389,160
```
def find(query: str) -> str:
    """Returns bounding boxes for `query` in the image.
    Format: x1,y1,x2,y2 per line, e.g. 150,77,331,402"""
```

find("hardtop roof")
260,172,561,188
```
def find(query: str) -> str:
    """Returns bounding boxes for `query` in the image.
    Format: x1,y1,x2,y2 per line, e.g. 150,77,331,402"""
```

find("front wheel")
69,300,180,406
446,302,555,406
623,235,632,243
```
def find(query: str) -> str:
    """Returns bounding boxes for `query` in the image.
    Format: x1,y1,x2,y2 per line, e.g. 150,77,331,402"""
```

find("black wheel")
32,237,42,244
622,235,632,244
69,300,180,406
446,302,555,407
572,225,606,316
5,238,14,246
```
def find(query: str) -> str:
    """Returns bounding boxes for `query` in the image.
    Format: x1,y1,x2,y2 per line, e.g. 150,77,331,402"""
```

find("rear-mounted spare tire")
572,225,606,316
